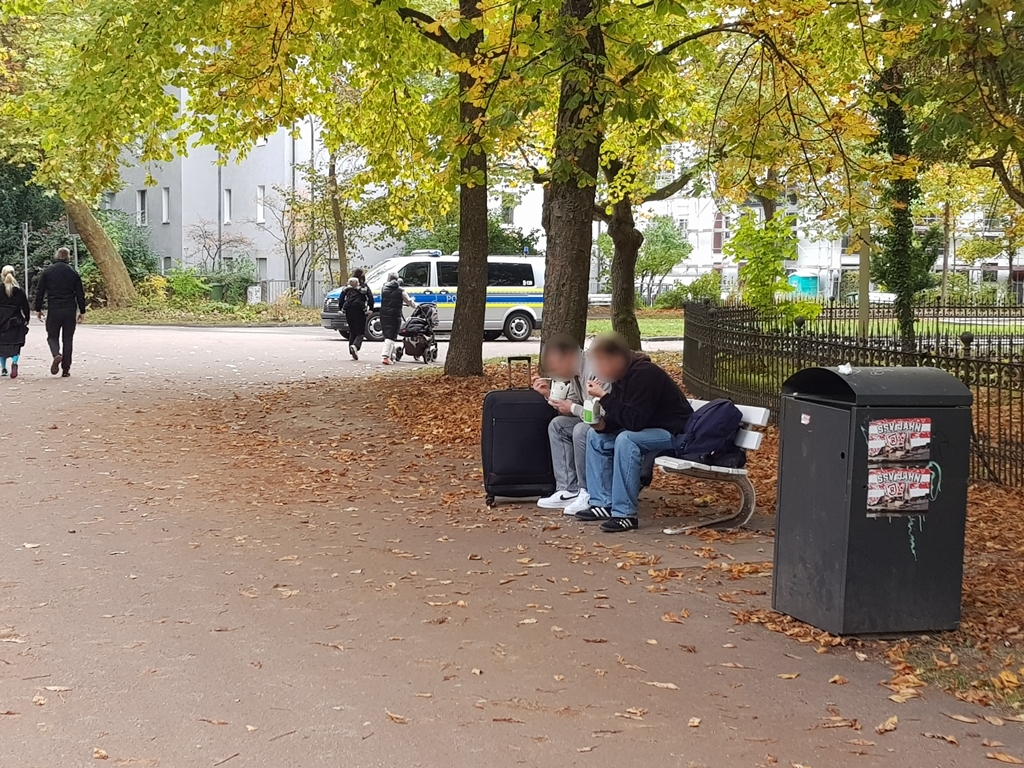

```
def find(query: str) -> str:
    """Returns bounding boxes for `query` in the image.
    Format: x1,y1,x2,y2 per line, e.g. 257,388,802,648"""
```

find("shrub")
166,268,210,307
200,258,258,304
654,283,689,309
688,271,722,303
136,274,169,305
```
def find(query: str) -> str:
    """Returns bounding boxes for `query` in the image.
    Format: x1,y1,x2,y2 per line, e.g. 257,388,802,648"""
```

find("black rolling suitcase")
482,357,556,506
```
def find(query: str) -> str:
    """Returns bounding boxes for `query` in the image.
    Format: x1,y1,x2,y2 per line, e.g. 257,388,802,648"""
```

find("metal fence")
259,279,331,308
682,300,1024,486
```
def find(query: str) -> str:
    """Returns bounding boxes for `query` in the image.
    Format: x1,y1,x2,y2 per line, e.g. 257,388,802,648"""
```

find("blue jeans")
586,428,675,518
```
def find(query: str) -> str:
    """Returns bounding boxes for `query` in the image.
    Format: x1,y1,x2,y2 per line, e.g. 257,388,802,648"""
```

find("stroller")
398,302,440,364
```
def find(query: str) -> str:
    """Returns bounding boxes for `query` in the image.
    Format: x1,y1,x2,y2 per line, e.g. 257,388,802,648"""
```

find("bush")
688,271,722,303
136,274,169,305
166,269,210,307
200,258,258,304
654,283,689,309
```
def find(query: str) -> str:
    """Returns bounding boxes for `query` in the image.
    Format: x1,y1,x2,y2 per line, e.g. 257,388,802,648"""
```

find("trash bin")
209,283,224,302
772,366,973,635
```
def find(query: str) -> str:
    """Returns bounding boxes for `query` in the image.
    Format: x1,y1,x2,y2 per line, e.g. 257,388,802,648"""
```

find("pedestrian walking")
0,266,30,380
379,272,415,365
342,270,374,361
34,247,86,377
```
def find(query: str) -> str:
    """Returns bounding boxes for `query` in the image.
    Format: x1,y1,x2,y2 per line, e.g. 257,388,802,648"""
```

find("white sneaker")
537,490,580,510
564,490,591,516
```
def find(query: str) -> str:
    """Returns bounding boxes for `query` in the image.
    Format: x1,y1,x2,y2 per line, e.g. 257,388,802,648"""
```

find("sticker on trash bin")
867,465,932,515
801,413,811,425
867,418,931,462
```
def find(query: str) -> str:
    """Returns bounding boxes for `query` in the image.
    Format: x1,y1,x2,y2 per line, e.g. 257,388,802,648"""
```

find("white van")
322,251,546,342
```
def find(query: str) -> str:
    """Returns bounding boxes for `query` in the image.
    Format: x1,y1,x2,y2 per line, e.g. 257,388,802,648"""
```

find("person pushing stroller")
379,272,416,365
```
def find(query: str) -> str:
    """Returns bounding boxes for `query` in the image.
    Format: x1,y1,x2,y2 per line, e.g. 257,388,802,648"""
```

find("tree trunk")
328,154,349,284
542,0,606,348
63,198,137,307
443,11,488,377
605,186,644,350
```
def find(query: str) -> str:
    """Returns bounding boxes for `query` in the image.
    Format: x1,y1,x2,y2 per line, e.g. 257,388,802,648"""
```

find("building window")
677,218,689,235
161,187,171,224
136,190,147,226
223,189,232,224
713,211,730,255
256,257,268,280
102,192,116,210
162,256,172,274
256,185,266,224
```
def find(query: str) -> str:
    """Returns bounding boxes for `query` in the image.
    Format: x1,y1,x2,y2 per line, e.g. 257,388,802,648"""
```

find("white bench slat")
735,428,763,452
655,456,748,476
689,399,770,428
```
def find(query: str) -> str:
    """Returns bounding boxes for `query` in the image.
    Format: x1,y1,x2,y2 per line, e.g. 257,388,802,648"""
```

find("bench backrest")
688,398,770,452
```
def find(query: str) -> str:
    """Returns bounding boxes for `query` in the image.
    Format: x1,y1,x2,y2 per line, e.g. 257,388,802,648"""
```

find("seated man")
532,334,609,515
576,333,693,532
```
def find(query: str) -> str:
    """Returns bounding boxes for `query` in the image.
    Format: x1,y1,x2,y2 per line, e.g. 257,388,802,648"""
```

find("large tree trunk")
606,187,644,350
443,11,488,377
327,154,349,284
63,198,136,307
541,0,606,349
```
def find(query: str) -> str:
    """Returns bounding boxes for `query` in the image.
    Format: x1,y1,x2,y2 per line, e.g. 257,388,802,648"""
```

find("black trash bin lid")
782,366,973,407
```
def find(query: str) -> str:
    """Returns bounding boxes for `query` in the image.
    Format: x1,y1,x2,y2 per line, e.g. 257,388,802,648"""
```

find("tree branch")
618,22,748,87
373,0,458,53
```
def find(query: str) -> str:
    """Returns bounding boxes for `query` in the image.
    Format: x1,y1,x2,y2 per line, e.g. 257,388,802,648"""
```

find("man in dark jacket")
34,247,86,377
576,333,693,532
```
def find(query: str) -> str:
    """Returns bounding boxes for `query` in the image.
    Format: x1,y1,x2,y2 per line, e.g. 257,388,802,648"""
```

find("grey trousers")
548,415,592,493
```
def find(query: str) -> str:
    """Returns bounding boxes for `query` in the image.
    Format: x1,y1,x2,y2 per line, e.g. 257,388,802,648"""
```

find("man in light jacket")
531,334,610,515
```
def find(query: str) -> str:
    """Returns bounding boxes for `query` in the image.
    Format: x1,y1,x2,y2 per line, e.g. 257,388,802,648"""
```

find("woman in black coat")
379,272,416,365
0,265,30,379
341,270,374,360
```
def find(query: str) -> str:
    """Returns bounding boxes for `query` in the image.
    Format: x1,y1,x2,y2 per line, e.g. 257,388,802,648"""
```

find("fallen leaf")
875,716,898,735
246,725,258,732
643,681,679,690
645,639,658,645
778,673,799,680
200,719,229,726
829,675,849,685
415,693,433,698
468,554,482,561
492,717,524,724
986,716,1006,727
615,707,647,721
576,746,596,753
93,749,109,760
518,619,537,626
855,652,868,662
23,543,41,549
848,739,875,747
43,686,71,692
987,754,1024,765
472,668,482,676
32,694,46,706
583,638,607,644
720,662,747,669
386,711,408,724
923,732,958,746
986,741,1007,748
688,717,701,728
944,713,978,724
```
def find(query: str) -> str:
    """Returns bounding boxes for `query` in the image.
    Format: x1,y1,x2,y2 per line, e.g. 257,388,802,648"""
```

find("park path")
0,325,1019,767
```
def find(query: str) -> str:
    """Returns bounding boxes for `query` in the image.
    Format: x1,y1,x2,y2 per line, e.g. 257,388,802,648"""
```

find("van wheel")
503,312,533,342
483,331,502,342
366,313,383,342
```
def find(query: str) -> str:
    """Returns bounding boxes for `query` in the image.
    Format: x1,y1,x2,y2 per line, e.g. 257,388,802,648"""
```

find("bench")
653,399,771,534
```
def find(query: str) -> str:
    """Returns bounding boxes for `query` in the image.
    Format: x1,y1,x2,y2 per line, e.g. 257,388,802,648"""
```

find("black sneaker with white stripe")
600,517,639,533
575,506,613,522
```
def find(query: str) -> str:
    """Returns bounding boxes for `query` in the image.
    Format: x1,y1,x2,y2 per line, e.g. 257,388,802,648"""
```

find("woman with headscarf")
0,266,31,379
341,269,374,360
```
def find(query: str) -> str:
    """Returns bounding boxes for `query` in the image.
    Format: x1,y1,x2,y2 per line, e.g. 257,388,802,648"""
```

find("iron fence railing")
682,300,1024,486
260,279,331,308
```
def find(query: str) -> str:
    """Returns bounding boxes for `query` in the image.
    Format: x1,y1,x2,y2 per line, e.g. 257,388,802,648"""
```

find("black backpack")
672,398,746,468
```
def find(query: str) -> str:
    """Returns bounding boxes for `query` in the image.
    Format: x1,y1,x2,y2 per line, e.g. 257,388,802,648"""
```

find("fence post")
959,331,973,387
794,316,805,372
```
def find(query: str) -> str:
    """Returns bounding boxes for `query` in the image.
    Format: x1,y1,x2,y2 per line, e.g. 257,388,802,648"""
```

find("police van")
321,251,546,342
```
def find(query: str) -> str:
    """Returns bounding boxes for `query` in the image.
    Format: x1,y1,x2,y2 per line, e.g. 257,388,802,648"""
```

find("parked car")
322,252,546,342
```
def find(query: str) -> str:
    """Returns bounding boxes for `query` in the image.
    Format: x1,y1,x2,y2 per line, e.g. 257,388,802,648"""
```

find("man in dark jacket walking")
34,247,86,377
575,333,693,532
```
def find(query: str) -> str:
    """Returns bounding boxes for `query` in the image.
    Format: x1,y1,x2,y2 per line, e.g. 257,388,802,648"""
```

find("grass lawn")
86,304,321,326
586,315,684,338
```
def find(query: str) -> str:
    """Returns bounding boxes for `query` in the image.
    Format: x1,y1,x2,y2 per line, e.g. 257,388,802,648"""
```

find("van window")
437,262,459,287
398,261,431,287
488,262,535,287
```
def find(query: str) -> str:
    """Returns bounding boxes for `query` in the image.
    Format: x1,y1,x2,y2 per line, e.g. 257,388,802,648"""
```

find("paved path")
0,325,1018,768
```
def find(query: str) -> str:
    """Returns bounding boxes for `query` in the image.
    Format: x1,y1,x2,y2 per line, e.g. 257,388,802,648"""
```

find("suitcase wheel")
485,495,495,508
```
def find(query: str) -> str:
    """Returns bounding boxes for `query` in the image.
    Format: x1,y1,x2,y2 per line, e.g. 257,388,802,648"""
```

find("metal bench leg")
662,473,757,535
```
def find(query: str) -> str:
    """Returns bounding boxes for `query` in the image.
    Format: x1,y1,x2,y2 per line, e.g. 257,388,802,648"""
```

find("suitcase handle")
506,356,533,389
